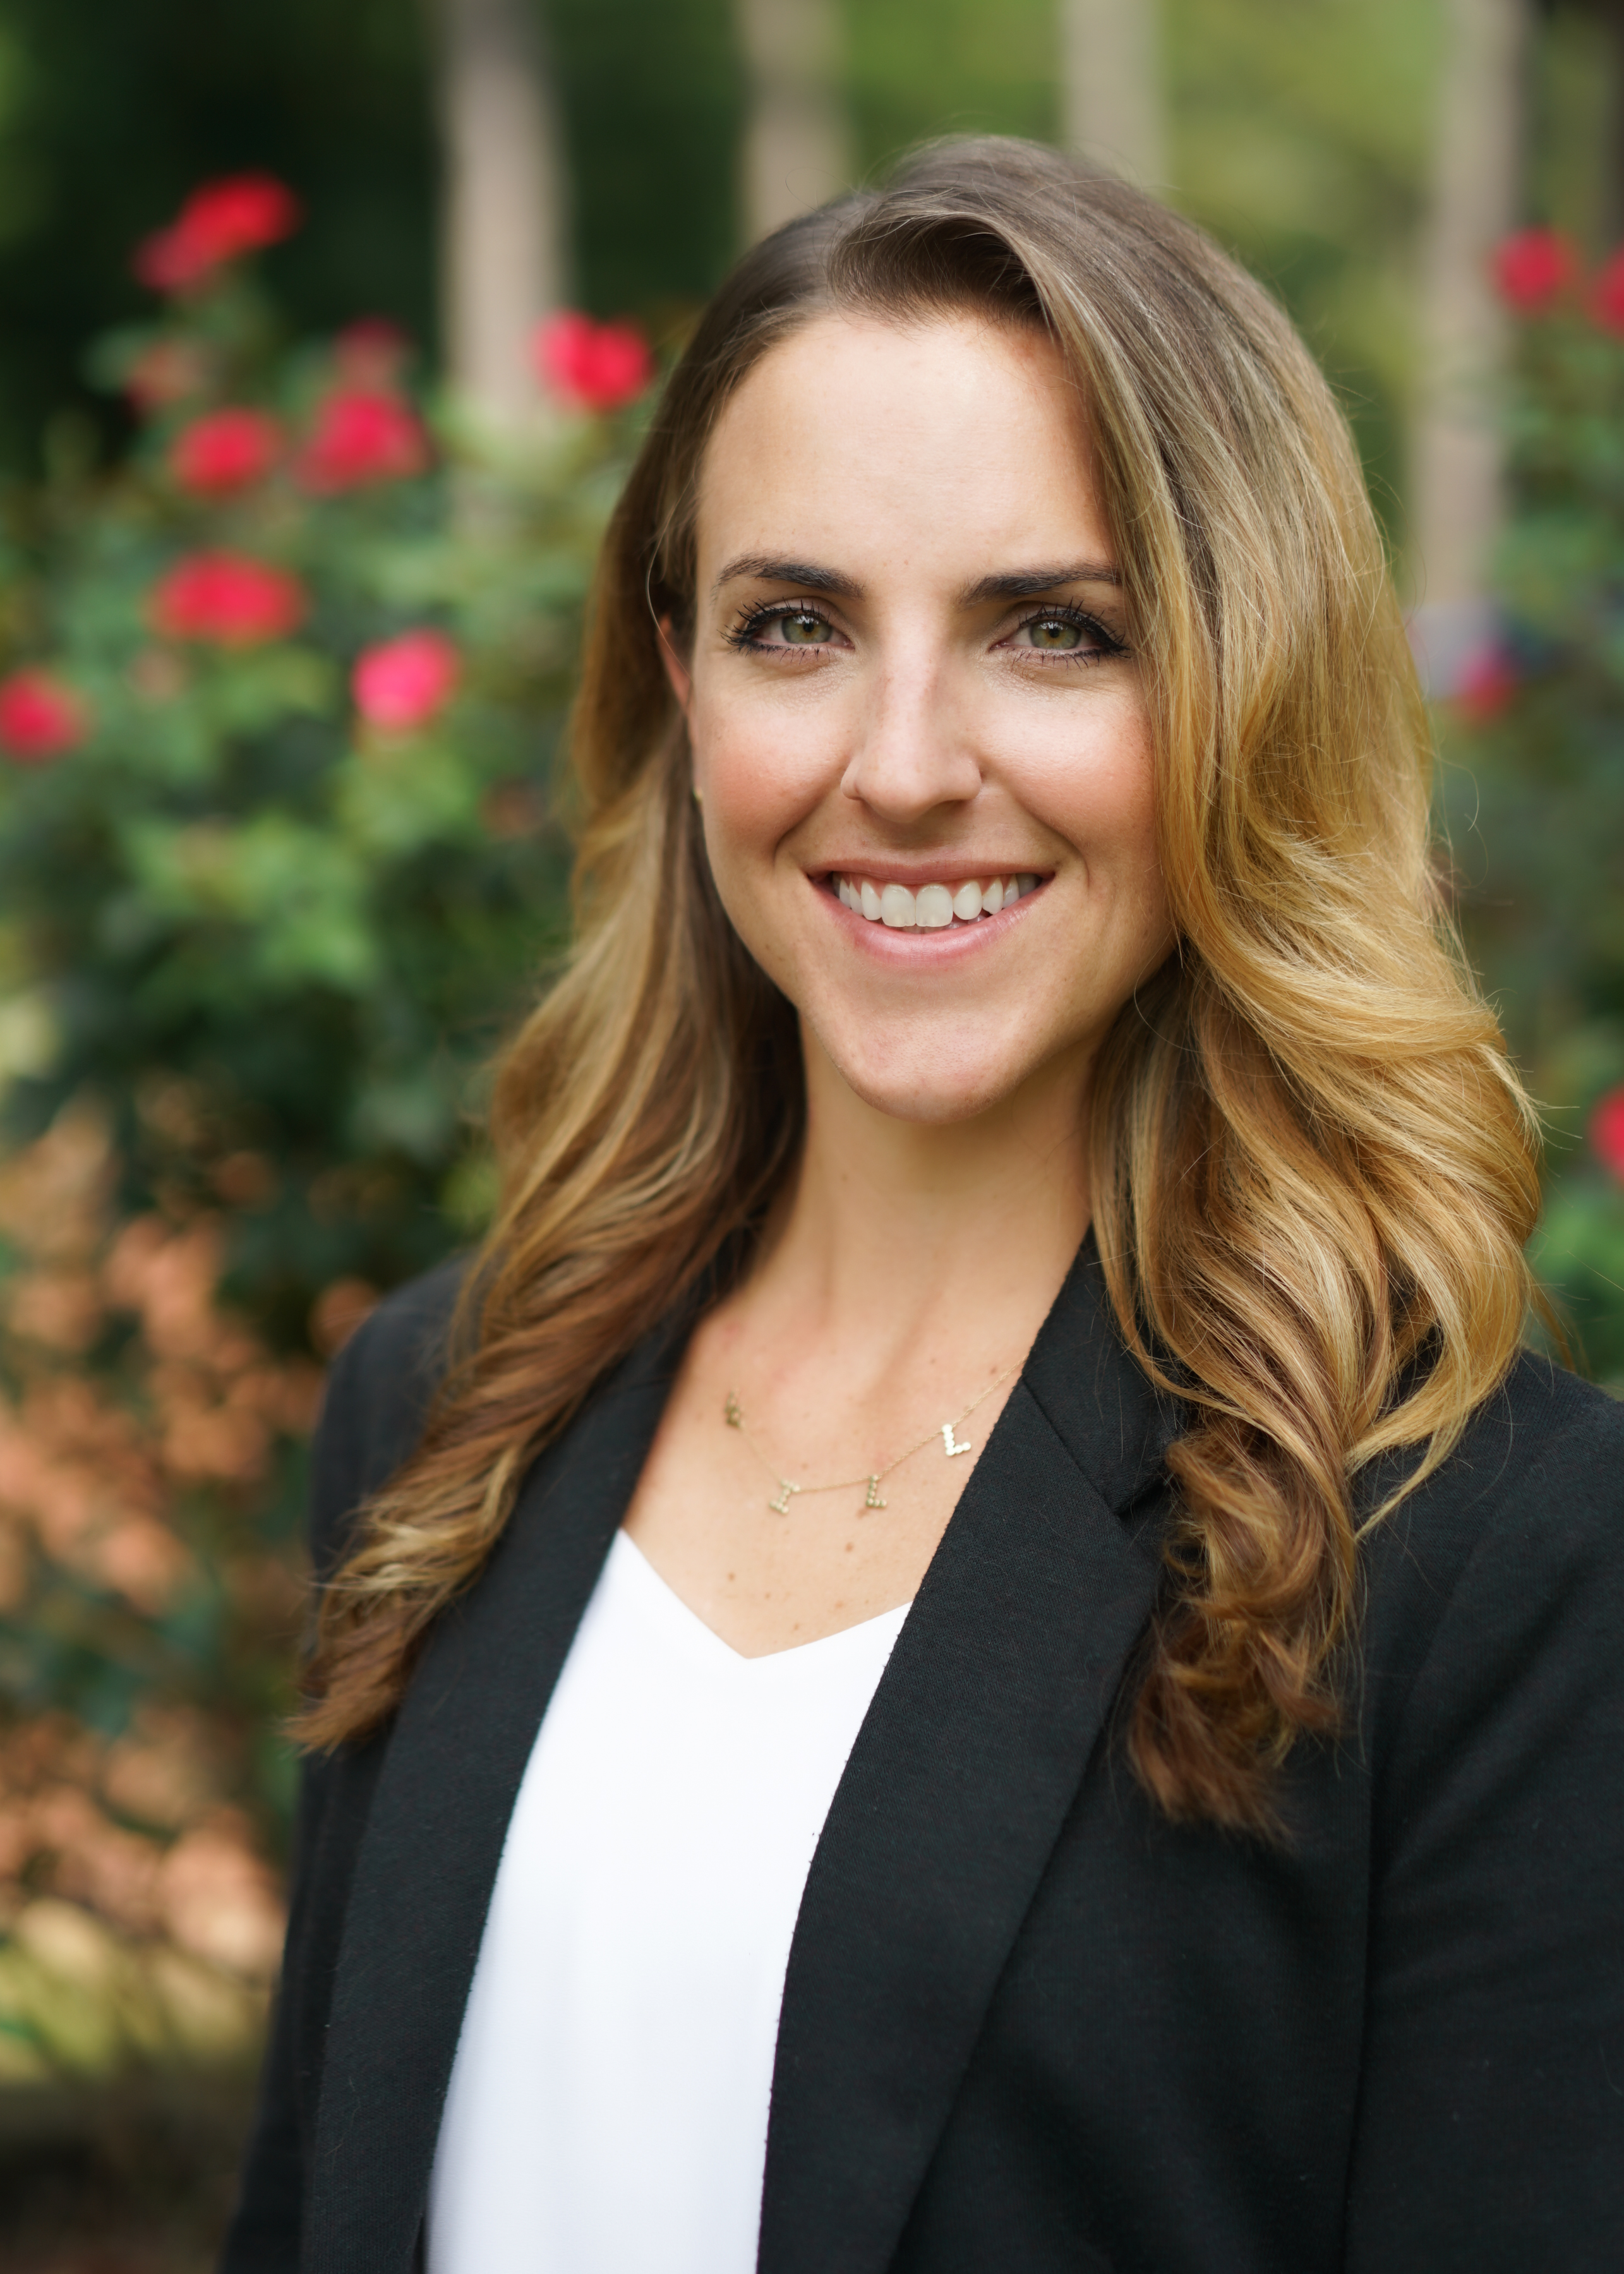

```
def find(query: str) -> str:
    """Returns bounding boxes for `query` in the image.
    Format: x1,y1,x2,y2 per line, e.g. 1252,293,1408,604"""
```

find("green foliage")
0,277,634,1338
1441,281,1624,1387
1165,0,1443,555
846,0,1058,165
0,243,637,2043
0,0,438,471
551,0,745,322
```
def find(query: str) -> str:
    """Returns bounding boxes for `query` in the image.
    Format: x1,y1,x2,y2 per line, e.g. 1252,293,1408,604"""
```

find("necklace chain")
723,1361,1019,1515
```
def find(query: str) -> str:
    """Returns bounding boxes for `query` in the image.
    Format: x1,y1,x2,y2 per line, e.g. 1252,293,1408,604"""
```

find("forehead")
694,311,1106,586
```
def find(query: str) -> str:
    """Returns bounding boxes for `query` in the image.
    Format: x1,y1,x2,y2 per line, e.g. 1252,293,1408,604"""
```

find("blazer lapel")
304,1309,693,2274
757,1241,1178,2274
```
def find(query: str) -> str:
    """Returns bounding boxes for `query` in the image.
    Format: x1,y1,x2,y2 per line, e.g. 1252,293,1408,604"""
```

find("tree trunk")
1059,0,1167,188
1409,0,1530,694
431,0,568,430
736,0,852,243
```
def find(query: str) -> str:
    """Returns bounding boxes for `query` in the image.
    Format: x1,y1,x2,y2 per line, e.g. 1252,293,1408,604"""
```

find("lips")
831,873,1042,929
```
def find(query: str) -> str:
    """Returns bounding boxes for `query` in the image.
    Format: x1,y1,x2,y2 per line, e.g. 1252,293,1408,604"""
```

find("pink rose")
0,668,88,761
533,312,653,412
149,552,306,646
169,407,282,496
1491,229,1575,313
1591,1086,1624,1181
135,174,301,295
352,629,460,734
297,389,428,492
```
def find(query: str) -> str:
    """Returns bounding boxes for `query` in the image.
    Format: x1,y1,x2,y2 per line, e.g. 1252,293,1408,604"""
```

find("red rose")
0,668,88,761
533,312,653,412
1491,228,1575,313
352,629,460,733
298,389,428,492
149,552,306,646
1453,641,1519,723
169,407,282,496
1592,248,1624,335
135,173,301,294
1591,1086,1624,1181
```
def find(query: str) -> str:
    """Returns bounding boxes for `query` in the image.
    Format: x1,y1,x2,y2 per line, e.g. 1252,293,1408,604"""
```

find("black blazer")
220,1241,1624,2274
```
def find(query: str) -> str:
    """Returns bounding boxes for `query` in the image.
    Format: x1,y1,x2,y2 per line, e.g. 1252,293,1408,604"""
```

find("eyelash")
722,599,1130,665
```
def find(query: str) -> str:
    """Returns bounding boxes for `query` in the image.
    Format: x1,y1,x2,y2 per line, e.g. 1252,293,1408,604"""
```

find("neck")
743,1025,1092,1371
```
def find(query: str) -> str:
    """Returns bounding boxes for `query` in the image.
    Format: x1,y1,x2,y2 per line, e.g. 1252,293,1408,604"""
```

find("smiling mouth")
829,872,1044,930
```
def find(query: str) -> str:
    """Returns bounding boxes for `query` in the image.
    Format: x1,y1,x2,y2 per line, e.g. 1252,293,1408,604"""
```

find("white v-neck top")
426,1529,910,2274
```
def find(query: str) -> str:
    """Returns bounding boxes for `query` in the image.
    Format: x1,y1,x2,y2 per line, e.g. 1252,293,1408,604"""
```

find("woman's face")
673,310,1174,1126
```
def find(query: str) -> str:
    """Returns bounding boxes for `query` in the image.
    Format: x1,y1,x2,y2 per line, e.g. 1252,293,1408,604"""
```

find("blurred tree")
1526,1,1624,259
431,0,568,431
1059,0,1167,188
1409,0,1530,698
0,0,744,471
0,188,648,2099
1163,0,1445,558
1440,232,1624,1383
845,0,1058,169
537,0,746,328
736,0,853,242
0,0,438,472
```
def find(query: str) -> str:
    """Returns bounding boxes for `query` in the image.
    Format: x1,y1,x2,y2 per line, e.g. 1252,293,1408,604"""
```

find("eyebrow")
958,562,1121,604
709,554,1123,606
711,555,865,601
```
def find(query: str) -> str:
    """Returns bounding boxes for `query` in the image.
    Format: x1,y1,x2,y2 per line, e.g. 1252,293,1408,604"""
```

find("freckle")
726,1571,735,1583
844,1541,854,1553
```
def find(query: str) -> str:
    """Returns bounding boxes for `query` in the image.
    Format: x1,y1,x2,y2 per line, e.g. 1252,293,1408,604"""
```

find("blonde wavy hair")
299,138,1542,1832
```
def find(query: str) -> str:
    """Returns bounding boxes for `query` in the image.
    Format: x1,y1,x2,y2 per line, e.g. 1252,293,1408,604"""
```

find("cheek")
690,675,841,867
1013,696,1160,864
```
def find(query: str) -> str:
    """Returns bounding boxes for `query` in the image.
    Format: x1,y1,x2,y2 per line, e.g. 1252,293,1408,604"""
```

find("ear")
657,615,693,714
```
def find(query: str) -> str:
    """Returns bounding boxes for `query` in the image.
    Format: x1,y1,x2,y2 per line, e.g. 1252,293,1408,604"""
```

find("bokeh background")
0,1,1620,2265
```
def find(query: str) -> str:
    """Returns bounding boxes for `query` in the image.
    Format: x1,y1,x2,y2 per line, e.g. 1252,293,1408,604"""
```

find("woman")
222,140,1623,2274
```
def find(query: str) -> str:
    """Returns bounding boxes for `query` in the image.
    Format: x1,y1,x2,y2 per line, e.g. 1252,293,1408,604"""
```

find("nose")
839,646,983,824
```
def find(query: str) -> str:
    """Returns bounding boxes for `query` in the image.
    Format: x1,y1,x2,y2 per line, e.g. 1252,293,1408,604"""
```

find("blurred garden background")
0,1,1620,2265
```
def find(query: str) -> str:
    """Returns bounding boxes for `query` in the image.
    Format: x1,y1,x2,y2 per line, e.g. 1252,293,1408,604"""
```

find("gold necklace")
723,1362,1019,1515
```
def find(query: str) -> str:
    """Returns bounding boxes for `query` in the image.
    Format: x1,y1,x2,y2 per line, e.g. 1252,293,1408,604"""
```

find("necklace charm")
723,1361,1014,1517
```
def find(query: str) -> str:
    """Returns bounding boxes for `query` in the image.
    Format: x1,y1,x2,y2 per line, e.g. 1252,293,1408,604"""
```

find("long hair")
298,138,1542,1833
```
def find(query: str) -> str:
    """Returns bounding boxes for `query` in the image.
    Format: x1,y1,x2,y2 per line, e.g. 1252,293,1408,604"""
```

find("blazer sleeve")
217,1262,464,2273
1344,1378,1624,2271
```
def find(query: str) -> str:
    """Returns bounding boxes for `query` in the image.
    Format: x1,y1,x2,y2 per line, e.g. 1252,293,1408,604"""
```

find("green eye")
779,610,831,645
1025,616,1081,650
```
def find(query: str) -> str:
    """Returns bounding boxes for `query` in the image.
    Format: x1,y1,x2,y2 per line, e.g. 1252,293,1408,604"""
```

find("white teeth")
835,872,1040,926
915,883,954,929
880,883,916,929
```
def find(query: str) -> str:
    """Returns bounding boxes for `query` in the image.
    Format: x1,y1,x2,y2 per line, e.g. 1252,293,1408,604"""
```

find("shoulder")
1359,1352,1624,1815
1364,1349,1623,1604
306,1254,469,1573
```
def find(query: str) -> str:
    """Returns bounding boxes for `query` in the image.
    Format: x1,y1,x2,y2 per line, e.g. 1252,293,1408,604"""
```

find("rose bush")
0,175,654,2090
1443,231,1624,1385
170,408,284,497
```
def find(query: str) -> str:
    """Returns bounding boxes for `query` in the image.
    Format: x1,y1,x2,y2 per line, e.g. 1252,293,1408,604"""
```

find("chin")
814,1028,1042,1127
